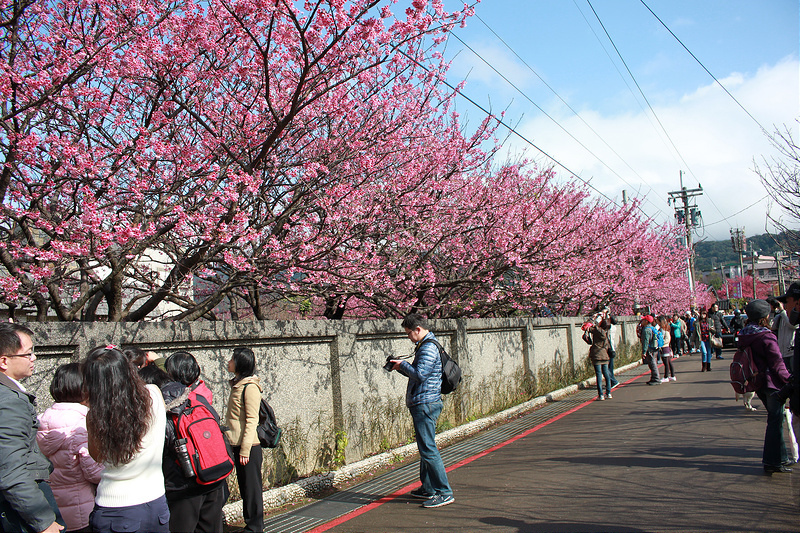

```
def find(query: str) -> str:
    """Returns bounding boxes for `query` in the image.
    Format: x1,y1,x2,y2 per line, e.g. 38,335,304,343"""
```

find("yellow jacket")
224,375,262,458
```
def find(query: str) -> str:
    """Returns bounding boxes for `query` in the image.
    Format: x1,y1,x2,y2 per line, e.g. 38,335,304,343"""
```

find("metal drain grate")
262,373,625,533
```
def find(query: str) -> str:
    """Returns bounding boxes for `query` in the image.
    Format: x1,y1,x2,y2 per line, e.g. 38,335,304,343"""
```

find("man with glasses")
0,322,64,533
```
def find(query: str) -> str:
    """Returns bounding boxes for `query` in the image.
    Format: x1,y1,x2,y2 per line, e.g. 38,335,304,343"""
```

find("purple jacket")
737,324,791,391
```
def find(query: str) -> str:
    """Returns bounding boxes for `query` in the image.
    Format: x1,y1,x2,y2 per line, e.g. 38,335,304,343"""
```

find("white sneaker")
669,376,677,381
660,378,670,383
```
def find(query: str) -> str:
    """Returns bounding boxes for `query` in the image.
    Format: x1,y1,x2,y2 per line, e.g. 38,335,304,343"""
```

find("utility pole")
668,171,703,297
730,227,746,278
776,252,786,295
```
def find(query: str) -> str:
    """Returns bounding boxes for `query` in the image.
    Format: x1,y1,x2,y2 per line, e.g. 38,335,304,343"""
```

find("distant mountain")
694,232,790,272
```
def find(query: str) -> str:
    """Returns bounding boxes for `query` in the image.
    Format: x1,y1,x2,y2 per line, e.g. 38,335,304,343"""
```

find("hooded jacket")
36,403,104,531
737,324,791,391
161,381,225,498
398,332,443,407
588,322,611,363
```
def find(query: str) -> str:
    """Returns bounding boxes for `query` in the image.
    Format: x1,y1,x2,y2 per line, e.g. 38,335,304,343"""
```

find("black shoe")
764,464,793,474
646,380,661,385
715,356,724,360
409,488,434,499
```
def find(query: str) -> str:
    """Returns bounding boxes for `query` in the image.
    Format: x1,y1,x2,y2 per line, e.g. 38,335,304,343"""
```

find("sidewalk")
265,350,798,533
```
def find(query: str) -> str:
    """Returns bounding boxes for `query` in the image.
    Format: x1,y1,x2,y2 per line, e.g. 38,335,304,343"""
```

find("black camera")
383,356,395,372
174,438,195,477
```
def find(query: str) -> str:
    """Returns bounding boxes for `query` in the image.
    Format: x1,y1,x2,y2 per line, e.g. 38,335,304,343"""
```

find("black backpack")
242,384,282,448
418,339,462,394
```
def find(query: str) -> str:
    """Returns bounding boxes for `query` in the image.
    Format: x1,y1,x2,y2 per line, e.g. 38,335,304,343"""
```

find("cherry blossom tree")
1,0,695,322
1,0,477,320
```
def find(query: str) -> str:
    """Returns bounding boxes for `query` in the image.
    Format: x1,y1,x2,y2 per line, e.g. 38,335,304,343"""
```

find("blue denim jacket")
399,332,442,407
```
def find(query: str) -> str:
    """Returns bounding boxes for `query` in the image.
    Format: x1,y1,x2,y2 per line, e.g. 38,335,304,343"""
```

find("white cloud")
447,41,539,108
503,57,799,240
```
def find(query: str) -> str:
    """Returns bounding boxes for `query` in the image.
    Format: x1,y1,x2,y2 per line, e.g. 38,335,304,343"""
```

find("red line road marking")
306,369,650,533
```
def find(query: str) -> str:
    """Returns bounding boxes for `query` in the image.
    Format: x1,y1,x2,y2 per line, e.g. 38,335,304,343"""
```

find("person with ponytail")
83,346,169,532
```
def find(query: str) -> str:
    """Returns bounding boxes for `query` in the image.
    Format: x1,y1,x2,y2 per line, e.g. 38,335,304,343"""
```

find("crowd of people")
631,283,799,474
0,312,455,533
0,323,265,533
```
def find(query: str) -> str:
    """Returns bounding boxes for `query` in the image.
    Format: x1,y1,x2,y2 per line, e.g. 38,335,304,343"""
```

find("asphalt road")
306,349,799,533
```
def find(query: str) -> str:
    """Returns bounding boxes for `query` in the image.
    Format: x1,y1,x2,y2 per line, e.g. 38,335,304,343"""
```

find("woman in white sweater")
83,346,169,532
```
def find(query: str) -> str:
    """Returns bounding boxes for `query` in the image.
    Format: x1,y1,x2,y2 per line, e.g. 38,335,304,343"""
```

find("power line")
636,0,774,231
467,13,669,221
585,1,697,182
638,0,771,136
703,195,769,228
584,0,731,230
398,49,663,224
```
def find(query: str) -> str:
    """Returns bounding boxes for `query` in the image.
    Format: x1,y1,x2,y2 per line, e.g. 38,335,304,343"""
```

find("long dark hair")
83,346,152,465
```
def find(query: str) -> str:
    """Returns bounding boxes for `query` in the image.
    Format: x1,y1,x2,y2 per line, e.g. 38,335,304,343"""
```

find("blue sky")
438,0,799,242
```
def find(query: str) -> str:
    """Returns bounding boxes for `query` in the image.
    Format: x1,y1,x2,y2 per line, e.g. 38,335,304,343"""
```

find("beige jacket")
224,375,262,458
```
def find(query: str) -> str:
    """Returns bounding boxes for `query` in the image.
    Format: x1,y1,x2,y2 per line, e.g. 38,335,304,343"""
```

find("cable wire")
468,12,669,220
638,0,771,136
586,1,697,180
703,195,769,228
398,49,665,225
585,0,731,230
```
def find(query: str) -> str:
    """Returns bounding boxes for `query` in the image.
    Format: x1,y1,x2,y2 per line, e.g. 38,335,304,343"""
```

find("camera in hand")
383,356,395,372
174,437,195,477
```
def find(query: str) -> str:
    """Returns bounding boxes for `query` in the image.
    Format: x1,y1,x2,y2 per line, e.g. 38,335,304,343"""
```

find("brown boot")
701,362,707,371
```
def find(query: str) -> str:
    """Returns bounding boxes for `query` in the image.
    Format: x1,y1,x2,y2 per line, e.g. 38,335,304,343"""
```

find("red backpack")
171,391,234,485
729,345,764,394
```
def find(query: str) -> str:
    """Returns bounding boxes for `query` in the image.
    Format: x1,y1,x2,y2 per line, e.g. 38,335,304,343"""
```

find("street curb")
221,360,643,525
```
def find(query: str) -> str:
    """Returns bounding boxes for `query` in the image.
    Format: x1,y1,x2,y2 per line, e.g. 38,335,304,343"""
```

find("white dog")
735,391,757,411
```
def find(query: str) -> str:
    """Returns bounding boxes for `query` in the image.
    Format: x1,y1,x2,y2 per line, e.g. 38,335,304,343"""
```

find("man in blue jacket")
0,322,64,533
389,314,454,508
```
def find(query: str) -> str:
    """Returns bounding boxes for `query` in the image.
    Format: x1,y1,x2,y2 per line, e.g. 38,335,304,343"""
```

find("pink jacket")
37,403,104,531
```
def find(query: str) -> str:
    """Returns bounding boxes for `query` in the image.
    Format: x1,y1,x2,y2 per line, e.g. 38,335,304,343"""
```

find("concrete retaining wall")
24,316,639,481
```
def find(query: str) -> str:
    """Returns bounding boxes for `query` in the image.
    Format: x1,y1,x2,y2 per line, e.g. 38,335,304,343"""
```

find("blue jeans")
409,400,452,497
608,351,619,386
755,387,789,467
594,364,612,396
700,340,711,363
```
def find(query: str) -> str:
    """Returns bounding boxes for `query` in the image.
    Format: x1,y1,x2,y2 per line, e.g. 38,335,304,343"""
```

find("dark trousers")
234,445,264,533
645,348,660,382
167,482,227,533
755,387,789,467
90,495,170,533
662,355,675,378
0,481,64,533
607,350,619,385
